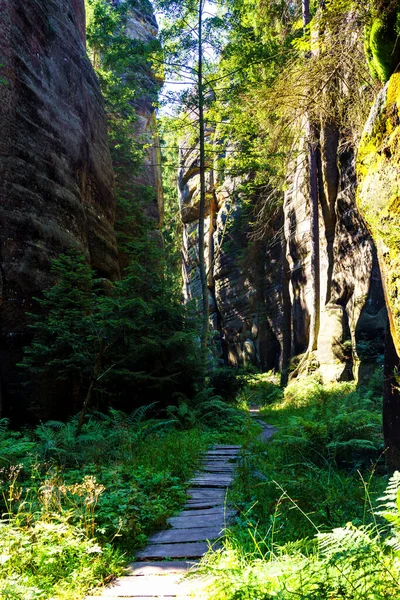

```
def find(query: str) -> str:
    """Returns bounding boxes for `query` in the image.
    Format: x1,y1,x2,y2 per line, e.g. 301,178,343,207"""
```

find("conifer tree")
19,251,111,420
154,0,224,379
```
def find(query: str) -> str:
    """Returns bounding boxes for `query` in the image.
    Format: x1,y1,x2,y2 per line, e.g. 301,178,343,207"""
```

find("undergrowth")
0,394,248,599
199,371,395,599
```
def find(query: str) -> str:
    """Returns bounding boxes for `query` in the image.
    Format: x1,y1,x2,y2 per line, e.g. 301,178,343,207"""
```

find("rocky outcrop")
357,72,400,357
180,131,386,379
119,0,163,224
286,138,386,382
180,139,288,370
0,0,119,418
356,71,400,468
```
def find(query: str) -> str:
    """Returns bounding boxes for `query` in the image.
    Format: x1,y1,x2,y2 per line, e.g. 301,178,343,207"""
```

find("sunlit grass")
198,371,393,599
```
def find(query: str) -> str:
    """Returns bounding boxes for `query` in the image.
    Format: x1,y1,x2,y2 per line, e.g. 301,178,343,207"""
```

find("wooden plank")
189,473,233,489
149,526,222,544
125,562,198,576
201,462,235,468
199,467,235,472
201,464,235,469
178,506,235,517
205,450,239,458
184,501,225,509
186,488,226,498
167,514,230,529
135,541,217,560
211,445,241,450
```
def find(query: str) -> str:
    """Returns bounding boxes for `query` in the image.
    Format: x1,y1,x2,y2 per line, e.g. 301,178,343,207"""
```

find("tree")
153,0,225,378
19,251,112,421
302,0,320,355
20,245,202,422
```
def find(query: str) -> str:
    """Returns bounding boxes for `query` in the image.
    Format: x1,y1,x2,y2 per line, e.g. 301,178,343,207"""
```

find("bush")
209,368,246,403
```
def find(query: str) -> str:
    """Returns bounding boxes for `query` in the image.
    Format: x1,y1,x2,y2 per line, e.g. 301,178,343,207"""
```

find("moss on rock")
357,72,400,354
365,7,400,83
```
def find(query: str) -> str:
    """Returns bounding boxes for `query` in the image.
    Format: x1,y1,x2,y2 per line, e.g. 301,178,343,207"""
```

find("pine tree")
19,251,110,420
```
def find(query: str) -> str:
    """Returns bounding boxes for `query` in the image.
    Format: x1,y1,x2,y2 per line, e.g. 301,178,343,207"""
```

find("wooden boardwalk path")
87,445,241,599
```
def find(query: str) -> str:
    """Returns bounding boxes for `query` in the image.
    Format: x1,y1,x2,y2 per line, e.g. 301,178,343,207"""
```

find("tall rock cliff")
0,0,119,419
357,70,400,467
110,0,163,226
179,132,386,380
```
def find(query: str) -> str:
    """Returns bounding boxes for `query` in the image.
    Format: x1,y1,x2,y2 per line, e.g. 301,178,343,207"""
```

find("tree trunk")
303,0,320,353
198,0,209,378
77,339,105,433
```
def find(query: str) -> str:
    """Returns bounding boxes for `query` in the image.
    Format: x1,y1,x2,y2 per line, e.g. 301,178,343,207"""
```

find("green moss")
357,71,400,352
365,10,400,83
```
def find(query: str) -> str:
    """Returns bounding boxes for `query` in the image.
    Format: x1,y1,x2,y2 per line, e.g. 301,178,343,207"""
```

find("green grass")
0,371,392,599
0,395,251,599
197,372,399,600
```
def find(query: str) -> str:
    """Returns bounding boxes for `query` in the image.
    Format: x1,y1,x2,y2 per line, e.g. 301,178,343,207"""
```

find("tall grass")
198,372,394,599
0,394,250,599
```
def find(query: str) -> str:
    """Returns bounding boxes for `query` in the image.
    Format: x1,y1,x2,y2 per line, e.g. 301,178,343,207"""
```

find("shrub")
209,368,246,403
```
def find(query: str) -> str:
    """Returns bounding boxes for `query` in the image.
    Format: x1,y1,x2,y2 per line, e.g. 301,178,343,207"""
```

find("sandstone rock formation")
357,72,400,357
118,0,163,225
179,131,386,380
0,0,119,419
357,71,400,467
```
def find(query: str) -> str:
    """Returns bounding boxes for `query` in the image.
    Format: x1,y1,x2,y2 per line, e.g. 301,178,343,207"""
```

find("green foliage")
20,247,201,417
200,471,400,599
206,374,385,560
167,388,247,434
0,415,216,598
241,372,284,406
85,0,159,169
209,368,246,402
194,372,397,600
365,4,400,83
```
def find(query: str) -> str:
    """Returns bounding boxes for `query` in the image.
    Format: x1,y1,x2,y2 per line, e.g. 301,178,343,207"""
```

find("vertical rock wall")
0,0,119,418
285,138,386,382
118,0,163,225
179,138,286,370
179,133,386,379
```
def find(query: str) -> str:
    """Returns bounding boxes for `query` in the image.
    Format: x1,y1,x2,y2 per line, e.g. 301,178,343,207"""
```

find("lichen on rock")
357,71,400,355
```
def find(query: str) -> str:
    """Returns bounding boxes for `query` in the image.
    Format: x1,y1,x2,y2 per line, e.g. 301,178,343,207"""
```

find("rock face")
357,72,400,357
357,71,400,468
0,0,119,418
180,131,386,379
285,138,386,382
180,138,284,370
119,0,163,224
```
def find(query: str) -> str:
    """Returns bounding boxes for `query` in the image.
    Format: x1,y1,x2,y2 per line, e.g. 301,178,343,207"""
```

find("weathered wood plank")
201,460,237,471
183,500,225,509
135,541,217,560
186,488,227,498
206,451,239,456
149,526,222,544
125,561,198,576
178,506,234,517
211,445,241,450
167,514,230,529
189,480,232,488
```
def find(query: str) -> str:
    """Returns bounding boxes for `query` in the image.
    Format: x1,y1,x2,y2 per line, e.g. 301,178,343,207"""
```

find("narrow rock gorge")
0,0,119,418
0,0,162,420
179,130,387,382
